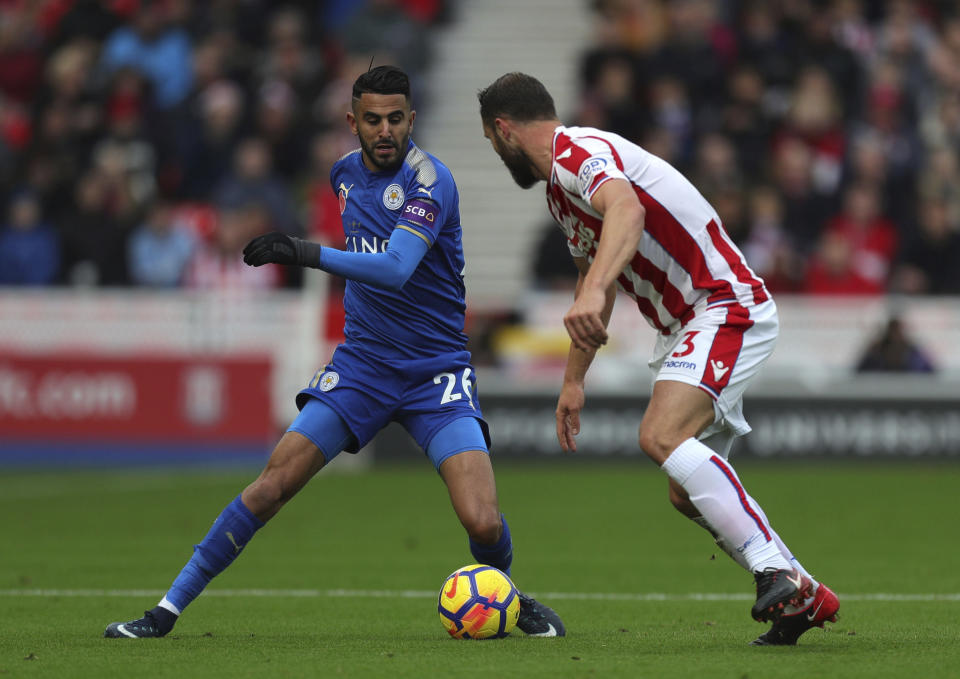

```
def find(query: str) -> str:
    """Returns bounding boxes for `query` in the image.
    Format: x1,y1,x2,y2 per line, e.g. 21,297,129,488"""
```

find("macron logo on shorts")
663,359,697,371
709,360,730,381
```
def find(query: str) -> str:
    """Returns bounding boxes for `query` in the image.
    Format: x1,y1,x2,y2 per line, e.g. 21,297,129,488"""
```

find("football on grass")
437,564,520,639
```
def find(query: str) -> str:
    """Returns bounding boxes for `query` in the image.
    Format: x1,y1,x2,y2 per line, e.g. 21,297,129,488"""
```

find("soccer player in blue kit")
104,66,565,639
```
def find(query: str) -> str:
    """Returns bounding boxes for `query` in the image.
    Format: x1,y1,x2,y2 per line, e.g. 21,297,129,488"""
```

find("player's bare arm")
563,178,645,352
557,257,617,452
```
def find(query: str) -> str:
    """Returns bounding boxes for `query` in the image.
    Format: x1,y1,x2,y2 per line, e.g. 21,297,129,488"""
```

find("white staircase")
417,0,593,310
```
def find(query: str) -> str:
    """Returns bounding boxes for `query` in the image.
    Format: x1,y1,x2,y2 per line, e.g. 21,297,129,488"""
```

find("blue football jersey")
330,140,468,360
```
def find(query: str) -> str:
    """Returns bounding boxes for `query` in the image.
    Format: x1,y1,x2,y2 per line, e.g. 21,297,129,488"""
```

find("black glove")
242,232,323,268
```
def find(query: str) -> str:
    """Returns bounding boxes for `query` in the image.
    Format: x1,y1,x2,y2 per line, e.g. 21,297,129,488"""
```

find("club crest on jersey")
383,183,404,210
338,183,354,214
318,371,339,391
577,157,609,195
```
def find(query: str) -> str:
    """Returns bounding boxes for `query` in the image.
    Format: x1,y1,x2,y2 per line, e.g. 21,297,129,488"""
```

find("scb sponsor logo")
404,204,435,222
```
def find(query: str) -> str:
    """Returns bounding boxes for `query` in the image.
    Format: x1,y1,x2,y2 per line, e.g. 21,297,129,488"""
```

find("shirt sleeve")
317,227,428,291
555,141,628,204
329,161,339,192
395,180,446,247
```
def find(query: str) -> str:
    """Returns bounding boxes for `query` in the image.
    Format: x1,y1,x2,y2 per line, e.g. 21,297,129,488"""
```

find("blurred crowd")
0,0,450,288
3,0,959,301
531,0,960,296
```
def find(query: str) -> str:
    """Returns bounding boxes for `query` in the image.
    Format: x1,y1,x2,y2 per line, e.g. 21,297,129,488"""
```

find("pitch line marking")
1,589,958,602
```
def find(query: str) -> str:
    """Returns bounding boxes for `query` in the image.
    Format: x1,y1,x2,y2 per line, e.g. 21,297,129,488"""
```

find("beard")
498,143,539,189
360,130,410,172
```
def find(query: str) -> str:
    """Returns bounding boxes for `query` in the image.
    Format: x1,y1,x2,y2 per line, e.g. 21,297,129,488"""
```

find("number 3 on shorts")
671,330,699,358
433,368,475,408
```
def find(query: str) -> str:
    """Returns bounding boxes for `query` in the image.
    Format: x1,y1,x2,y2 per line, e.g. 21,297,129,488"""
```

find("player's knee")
638,421,677,465
463,508,502,545
242,474,288,518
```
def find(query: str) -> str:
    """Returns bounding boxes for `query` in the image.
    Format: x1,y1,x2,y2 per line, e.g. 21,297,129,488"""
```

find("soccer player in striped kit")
104,66,564,639
478,72,838,645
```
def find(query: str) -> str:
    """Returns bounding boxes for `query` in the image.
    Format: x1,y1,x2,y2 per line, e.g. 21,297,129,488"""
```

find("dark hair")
352,65,411,101
478,72,557,127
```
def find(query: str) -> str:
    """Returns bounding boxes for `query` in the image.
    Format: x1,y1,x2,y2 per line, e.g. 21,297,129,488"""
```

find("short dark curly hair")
478,72,557,127
352,65,411,101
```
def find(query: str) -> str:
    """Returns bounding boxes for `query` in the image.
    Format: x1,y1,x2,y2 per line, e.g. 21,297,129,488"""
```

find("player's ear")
409,109,416,130
494,117,510,141
346,110,358,136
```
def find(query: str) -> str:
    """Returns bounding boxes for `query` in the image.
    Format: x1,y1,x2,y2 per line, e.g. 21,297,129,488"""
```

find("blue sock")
164,495,264,613
469,514,513,576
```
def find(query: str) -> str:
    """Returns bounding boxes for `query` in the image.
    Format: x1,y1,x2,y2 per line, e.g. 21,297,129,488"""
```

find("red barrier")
0,353,273,442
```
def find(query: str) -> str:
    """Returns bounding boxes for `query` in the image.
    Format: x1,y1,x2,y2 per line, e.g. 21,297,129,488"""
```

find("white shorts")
648,299,778,458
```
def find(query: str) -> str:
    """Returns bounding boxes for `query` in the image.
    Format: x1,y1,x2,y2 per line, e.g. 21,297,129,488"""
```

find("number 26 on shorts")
434,368,475,409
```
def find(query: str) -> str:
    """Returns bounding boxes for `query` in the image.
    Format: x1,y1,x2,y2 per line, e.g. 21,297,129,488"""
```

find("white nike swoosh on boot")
116,624,137,638
528,623,557,637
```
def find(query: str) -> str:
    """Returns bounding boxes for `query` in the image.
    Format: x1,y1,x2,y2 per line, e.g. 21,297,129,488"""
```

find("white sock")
745,500,819,612
157,596,181,616
662,438,790,573
694,501,820,614
692,515,751,570
696,501,818,585
747,499,818,586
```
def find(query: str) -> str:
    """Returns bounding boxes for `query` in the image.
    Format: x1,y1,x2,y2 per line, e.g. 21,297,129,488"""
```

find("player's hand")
243,232,300,266
556,382,585,452
563,287,609,352
242,232,322,268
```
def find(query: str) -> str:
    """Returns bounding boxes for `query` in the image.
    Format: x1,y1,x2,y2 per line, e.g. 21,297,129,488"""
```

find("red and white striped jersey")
546,125,769,335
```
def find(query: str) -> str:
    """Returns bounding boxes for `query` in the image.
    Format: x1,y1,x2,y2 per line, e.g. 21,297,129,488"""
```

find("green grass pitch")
2,460,959,678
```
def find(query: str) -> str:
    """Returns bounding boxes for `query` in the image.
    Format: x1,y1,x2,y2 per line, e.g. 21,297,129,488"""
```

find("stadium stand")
0,0,451,289
2,1,960,462
561,0,960,300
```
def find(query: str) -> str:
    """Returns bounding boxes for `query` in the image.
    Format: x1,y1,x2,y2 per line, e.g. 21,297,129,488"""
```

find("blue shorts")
290,343,491,467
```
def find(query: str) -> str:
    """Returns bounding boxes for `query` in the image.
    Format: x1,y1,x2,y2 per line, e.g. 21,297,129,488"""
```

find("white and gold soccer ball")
437,564,520,639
